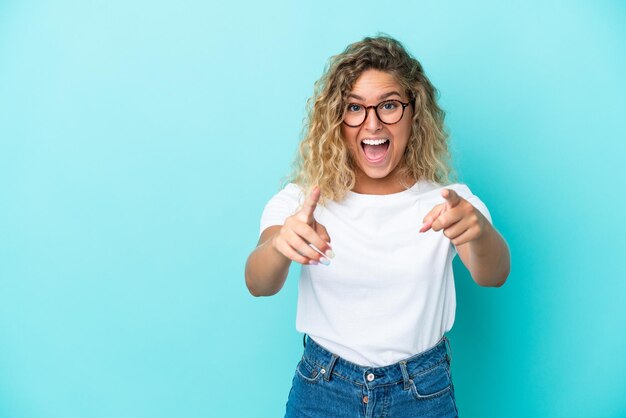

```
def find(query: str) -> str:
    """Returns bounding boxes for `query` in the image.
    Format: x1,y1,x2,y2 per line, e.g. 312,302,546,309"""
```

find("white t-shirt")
259,180,492,367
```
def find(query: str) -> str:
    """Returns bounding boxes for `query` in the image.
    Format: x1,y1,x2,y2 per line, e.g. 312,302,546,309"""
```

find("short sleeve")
259,183,305,237
447,183,493,225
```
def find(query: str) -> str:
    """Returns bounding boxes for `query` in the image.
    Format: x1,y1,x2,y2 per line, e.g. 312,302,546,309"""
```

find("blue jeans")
285,335,459,417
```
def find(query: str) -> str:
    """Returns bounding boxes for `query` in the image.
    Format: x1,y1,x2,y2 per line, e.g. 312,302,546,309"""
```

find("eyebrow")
347,91,403,101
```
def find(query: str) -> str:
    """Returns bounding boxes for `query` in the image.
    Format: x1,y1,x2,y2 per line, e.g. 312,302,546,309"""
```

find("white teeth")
361,138,389,145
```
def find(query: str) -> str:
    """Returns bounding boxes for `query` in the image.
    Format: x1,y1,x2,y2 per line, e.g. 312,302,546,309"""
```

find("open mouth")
361,138,390,163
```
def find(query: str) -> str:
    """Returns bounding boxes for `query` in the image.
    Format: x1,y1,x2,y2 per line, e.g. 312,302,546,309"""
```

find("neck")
352,171,417,195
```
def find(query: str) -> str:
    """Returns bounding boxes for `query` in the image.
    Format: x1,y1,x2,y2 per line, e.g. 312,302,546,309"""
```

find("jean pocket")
295,356,325,384
409,360,452,401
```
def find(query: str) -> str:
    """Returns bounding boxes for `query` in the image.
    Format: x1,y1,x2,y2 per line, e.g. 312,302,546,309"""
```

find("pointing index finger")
442,188,461,208
300,186,321,222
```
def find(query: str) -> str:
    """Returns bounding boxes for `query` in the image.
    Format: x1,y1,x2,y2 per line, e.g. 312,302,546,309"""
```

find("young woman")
245,35,510,417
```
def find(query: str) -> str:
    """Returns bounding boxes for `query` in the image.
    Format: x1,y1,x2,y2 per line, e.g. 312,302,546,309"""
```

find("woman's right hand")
271,186,334,266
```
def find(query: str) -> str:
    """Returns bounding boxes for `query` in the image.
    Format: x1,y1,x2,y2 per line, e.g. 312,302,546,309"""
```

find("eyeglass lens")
343,100,404,126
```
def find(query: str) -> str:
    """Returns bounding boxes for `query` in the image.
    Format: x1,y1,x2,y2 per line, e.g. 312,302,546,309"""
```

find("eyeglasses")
342,99,412,127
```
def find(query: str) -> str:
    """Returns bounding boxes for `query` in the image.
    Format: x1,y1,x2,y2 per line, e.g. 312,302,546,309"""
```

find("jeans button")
362,395,369,404
366,373,375,382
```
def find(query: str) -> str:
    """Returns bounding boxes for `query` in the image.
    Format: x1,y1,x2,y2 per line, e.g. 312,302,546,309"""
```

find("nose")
364,107,382,132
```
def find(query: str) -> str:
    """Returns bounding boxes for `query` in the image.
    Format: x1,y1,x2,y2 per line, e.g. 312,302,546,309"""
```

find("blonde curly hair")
285,35,455,204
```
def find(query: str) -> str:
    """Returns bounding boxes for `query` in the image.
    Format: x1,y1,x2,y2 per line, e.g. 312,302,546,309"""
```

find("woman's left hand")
419,188,488,246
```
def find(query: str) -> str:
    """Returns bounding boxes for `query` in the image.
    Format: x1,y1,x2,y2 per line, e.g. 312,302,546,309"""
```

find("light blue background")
1,1,625,417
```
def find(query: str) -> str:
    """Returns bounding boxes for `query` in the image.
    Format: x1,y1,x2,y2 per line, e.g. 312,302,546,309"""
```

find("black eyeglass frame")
342,99,413,128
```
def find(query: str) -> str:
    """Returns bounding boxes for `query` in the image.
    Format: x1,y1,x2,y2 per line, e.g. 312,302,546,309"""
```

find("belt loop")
323,354,339,381
399,361,411,390
443,335,452,364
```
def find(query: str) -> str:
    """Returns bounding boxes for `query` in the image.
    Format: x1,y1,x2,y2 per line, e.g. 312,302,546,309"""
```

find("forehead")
348,69,403,99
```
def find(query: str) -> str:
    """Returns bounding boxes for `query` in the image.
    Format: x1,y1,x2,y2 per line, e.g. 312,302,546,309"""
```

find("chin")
363,169,390,179
358,163,395,180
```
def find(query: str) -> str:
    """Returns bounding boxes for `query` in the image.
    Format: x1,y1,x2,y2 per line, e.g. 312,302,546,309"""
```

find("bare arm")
421,188,510,287
245,186,333,297
245,226,292,297
456,219,510,287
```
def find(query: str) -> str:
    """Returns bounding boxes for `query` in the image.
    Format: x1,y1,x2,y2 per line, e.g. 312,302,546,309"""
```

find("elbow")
247,284,280,297
246,282,276,297
245,278,266,297
244,269,281,297
244,258,265,297
495,258,512,287
244,263,260,297
247,288,266,297
246,280,263,297
473,266,510,288
474,276,507,288
491,276,507,288
245,271,265,297
474,251,511,288
244,246,289,297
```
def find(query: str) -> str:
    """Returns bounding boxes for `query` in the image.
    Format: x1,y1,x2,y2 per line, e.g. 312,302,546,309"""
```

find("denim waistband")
301,334,452,389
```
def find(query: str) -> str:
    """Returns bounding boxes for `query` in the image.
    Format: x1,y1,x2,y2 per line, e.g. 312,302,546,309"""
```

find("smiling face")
341,69,414,195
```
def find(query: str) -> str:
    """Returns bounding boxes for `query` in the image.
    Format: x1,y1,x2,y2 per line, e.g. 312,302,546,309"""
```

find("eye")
380,101,398,110
347,103,363,112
